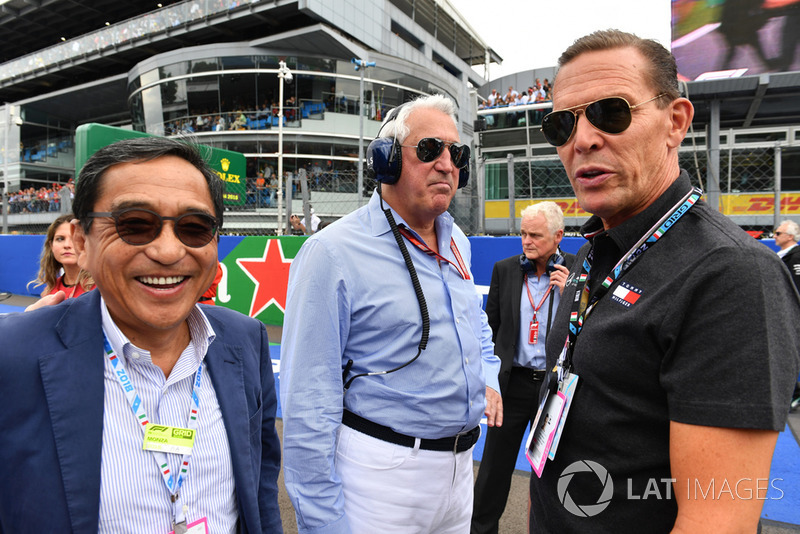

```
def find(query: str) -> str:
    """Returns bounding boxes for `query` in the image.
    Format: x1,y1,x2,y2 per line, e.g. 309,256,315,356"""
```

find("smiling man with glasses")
281,94,500,533
0,137,283,533
528,30,800,534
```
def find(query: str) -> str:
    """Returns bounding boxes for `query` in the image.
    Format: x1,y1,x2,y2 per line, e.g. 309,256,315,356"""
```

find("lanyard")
103,332,202,528
397,225,471,280
561,187,701,375
525,273,553,321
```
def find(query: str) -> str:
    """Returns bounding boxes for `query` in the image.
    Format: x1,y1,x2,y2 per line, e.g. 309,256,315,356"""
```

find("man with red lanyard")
472,201,573,534
282,94,501,534
528,29,800,533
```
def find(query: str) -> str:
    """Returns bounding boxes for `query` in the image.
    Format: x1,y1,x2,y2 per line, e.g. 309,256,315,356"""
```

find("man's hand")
485,386,503,427
289,214,306,233
549,264,570,295
25,291,66,312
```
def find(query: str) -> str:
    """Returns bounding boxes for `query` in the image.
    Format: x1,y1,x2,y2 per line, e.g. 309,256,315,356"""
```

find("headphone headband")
366,102,469,188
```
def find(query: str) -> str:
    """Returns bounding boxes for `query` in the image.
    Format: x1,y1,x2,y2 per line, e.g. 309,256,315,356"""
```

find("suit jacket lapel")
511,261,524,340
38,291,105,534
204,334,258,532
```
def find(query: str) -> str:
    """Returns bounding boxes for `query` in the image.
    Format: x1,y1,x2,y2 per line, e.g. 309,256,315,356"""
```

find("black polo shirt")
529,171,800,533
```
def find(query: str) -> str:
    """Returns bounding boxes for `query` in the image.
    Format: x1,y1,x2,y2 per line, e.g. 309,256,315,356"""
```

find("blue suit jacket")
0,290,283,533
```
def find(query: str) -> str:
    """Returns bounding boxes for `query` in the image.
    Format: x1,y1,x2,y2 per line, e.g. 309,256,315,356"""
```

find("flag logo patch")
611,282,642,308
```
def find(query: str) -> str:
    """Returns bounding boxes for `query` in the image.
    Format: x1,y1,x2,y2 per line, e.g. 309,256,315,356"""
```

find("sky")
451,0,673,81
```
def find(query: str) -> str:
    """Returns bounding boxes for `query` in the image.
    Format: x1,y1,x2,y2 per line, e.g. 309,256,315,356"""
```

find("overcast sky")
451,0,673,81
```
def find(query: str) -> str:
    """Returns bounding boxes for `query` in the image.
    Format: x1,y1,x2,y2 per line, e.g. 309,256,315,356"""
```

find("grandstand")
0,0,500,234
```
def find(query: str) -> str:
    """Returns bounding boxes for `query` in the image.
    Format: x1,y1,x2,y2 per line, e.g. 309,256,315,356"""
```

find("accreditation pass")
142,423,196,455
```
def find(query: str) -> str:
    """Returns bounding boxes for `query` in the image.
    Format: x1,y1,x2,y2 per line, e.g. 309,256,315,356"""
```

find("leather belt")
342,410,480,453
512,366,547,382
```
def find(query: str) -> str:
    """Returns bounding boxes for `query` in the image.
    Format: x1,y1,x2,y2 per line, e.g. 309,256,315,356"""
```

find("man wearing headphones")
471,201,573,534
775,219,800,291
281,94,501,534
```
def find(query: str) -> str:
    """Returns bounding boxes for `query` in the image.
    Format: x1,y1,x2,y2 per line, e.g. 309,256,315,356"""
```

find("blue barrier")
0,233,780,297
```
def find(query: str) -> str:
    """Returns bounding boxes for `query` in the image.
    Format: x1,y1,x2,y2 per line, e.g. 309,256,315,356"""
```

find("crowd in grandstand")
479,79,552,110
4,182,73,214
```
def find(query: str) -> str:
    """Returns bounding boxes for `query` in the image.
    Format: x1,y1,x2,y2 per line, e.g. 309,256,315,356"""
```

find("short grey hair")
520,201,564,235
778,220,800,241
378,94,459,144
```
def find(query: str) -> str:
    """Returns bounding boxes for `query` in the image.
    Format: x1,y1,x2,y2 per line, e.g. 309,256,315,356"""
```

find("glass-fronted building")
0,0,501,233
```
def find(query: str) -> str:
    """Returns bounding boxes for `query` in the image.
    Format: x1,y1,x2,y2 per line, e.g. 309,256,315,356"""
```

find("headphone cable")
343,184,430,390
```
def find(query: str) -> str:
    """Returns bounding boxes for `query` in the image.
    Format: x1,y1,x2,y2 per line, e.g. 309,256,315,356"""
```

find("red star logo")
236,239,293,318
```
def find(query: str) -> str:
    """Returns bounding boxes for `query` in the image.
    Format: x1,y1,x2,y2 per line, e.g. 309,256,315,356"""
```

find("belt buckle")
452,428,473,454
453,432,462,454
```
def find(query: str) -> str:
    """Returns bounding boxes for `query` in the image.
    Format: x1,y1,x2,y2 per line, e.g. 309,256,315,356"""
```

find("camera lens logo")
557,460,614,517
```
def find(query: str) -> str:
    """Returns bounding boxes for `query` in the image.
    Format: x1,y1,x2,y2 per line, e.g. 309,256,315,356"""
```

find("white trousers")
335,424,474,534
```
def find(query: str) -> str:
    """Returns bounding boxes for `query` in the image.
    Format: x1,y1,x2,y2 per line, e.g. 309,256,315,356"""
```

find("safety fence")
483,139,800,237
4,137,797,238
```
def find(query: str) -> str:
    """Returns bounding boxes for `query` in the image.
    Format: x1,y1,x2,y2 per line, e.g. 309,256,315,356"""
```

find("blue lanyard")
103,331,203,527
561,187,701,375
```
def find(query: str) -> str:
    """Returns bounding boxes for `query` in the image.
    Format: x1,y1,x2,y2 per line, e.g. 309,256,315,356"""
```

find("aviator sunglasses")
399,137,471,169
86,208,219,248
541,93,666,147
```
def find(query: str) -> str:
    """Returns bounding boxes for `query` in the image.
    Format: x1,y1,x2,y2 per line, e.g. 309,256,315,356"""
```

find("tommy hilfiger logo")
611,282,642,308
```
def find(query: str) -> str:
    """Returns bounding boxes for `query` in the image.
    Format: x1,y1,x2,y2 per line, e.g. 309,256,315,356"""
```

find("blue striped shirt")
97,299,237,533
516,272,559,369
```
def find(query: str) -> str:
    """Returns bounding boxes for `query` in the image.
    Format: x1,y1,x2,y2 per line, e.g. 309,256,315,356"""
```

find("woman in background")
28,214,94,298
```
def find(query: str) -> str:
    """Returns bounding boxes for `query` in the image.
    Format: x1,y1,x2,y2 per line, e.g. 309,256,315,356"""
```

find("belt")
512,367,546,382
341,410,480,453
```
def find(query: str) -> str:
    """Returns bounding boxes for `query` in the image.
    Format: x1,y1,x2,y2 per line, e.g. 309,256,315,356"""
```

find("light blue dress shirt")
515,272,559,370
281,190,500,534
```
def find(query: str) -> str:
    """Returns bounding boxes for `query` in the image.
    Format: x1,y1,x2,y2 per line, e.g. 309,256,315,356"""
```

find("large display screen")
672,0,800,80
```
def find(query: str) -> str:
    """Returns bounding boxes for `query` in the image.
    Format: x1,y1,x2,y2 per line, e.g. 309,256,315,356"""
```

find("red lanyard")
525,273,553,322
397,225,471,280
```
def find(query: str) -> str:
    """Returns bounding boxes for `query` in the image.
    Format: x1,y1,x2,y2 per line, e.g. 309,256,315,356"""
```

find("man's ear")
70,219,87,267
667,97,694,149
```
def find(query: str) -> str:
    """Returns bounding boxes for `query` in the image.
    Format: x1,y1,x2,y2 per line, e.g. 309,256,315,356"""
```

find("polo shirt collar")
580,170,693,252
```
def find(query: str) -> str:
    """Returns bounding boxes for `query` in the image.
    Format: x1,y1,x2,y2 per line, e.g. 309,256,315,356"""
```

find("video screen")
672,0,800,80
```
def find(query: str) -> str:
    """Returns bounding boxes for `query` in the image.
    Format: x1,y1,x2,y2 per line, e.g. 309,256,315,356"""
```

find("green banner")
74,123,246,205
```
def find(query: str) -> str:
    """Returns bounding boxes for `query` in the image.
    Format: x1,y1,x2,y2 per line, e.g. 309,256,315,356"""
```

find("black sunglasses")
86,208,218,248
399,137,470,169
541,94,666,147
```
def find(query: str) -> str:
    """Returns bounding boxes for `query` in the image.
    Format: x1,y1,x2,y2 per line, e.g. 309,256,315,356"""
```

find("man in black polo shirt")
529,29,800,533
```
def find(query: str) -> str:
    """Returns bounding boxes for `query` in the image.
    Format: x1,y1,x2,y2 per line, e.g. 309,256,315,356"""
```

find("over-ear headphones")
519,251,564,274
366,103,469,188
519,254,535,274
546,251,565,273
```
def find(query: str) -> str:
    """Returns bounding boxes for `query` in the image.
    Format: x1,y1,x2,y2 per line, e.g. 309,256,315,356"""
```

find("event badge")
547,372,579,460
528,319,539,344
169,517,208,534
526,389,566,477
143,423,196,455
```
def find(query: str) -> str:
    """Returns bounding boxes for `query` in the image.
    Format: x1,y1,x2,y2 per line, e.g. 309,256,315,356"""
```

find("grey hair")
378,94,459,144
520,201,565,235
778,220,800,241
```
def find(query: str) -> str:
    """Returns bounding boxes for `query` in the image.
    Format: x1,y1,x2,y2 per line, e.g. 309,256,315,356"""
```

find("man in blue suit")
0,137,282,533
